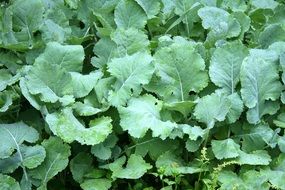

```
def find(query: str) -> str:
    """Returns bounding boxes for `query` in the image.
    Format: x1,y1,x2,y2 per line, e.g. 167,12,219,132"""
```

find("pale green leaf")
0,69,20,91
147,41,208,102
259,24,285,48
114,0,147,29
240,56,282,124
118,95,177,139
24,62,74,104
46,108,112,145
156,151,203,176
29,137,71,188
73,102,103,117
107,52,154,106
0,174,20,190
111,28,150,56
235,150,271,165
21,145,46,169
194,92,231,128
273,113,285,128
70,71,103,98
134,0,160,19
0,91,13,113
0,122,39,159
198,6,241,39
91,38,117,69
227,93,244,123
251,0,278,9
34,42,84,72
212,139,240,159
109,154,152,179
91,134,118,160
81,179,112,190
163,101,195,117
209,41,248,94
70,153,93,183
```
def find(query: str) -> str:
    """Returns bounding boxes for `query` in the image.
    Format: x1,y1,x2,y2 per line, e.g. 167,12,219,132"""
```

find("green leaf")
251,0,278,9
240,55,282,124
156,151,203,176
163,101,195,117
227,93,244,123
259,24,285,48
134,0,160,19
0,174,20,190
209,41,248,94
29,137,71,188
147,41,208,102
0,122,39,159
72,102,103,117
111,28,150,56
70,153,93,183
107,52,154,106
221,0,247,12
194,92,231,128
235,150,271,165
212,139,240,159
218,171,245,190
91,38,117,69
114,0,147,29
198,6,241,41
70,71,103,98
80,179,112,190
134,135,179,160
21,145,46,169
234,124,276,152
46,108,112,145
278,135,285,153
0,69,20,91
91,134,118,160
34,42,84,72
24,62,74,104
2,0,44,49
19,78,43,111
109,154,152,179
118,95,177,139
0,91,13,113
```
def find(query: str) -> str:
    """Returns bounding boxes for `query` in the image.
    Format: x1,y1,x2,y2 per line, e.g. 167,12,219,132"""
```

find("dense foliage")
1,0,285,189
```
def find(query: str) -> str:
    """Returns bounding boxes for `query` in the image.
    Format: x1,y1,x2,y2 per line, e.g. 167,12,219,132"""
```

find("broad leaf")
209,41,248,94
107,52,154,106
114,0,147,29
147,41,208,102
109,154,152,179
240,55,282,124
212,139,240,159
29,137,71,189
118,95,177,139
46,108,112,145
